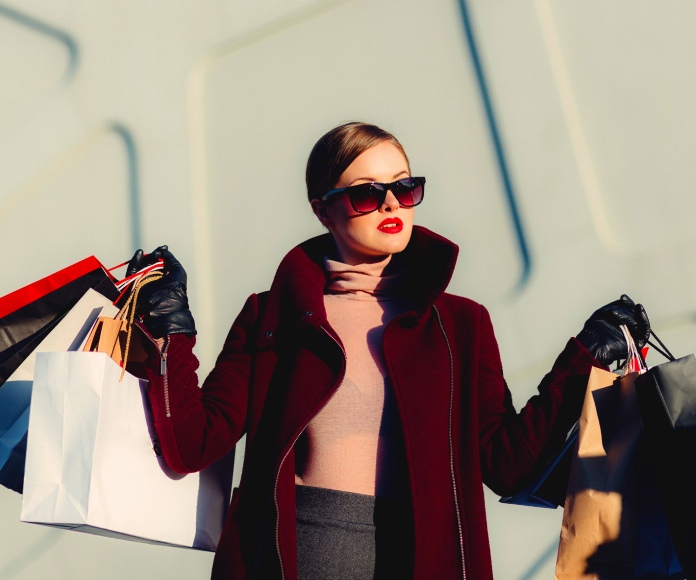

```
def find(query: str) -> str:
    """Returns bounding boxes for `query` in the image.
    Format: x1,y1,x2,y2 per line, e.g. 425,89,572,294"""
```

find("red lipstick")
378,217,403,234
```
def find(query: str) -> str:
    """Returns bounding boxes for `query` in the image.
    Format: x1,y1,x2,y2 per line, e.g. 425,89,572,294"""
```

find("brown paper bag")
82,271,161,379
555,366,644,579
82,316,147,370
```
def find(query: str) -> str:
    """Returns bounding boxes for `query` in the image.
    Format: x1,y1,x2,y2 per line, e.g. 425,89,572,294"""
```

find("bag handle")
646,330,675,362
112,259,164,306
620,324,646,374
114,271,163,381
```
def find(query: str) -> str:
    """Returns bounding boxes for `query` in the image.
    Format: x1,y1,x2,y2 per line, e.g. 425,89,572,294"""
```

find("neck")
324,255,405,297
334,250,393,271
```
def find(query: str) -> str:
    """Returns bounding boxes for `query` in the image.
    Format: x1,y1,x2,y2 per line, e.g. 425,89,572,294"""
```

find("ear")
311,199,333,228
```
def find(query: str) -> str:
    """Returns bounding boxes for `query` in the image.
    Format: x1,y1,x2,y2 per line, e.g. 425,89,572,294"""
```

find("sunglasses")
319,176,426,214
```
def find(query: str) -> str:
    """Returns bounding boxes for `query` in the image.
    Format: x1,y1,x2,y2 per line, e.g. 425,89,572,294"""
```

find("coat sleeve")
144,293,262,474
475,304,599,496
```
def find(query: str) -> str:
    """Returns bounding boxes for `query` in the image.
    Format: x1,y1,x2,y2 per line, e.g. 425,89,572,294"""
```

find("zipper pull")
159,335,169,375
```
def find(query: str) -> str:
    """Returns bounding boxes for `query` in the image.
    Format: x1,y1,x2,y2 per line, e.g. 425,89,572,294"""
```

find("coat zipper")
433,306,466,580
160,336,171,418
273,325,346,580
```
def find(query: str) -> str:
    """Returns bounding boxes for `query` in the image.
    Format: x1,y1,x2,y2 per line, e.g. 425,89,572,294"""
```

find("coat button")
304,311,313,317
264,330,273,338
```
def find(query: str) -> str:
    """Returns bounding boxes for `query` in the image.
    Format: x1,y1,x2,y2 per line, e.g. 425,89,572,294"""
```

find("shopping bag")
632,454,683,579
0,256,119,387
635,348,696,431
554,364,643,578
21,351,233,550
555,327,682,578
83,269,162,379
0,384,30,493
0,288,118,492
635,333,696,576
499,421,578,508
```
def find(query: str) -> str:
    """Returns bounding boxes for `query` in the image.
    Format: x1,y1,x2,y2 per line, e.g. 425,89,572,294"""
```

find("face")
311,141,414,265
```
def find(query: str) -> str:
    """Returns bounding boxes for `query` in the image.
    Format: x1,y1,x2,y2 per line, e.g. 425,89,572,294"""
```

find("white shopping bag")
0,288,118,492
21,350,232,551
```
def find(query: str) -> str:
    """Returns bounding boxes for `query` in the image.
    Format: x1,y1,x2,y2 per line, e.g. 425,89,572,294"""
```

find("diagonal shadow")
0,528,62,579
0,4,79,83
454,0,533,293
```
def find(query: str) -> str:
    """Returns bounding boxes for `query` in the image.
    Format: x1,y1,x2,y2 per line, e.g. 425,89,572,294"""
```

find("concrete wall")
2,1,695,578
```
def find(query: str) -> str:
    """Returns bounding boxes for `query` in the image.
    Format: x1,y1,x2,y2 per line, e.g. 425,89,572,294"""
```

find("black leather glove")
126,245,197,339
125,248,161,278
576,294,650,366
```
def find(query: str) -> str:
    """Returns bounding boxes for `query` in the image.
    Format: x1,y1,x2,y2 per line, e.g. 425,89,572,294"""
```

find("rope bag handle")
114,271,163,381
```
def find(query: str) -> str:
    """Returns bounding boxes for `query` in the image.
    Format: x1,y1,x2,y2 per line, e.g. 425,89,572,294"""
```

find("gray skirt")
295,485,413,580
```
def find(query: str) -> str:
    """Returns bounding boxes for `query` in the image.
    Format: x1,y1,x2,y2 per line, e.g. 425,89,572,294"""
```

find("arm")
143,293,261,474
476,295,650,496
127,246,259,474
476,306,596,496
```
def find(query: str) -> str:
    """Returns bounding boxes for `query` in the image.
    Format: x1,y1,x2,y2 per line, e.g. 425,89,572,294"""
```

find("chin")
371,236,410,258
338,227,412,263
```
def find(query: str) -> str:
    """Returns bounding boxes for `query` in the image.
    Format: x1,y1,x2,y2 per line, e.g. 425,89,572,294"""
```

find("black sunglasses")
319,176,426,214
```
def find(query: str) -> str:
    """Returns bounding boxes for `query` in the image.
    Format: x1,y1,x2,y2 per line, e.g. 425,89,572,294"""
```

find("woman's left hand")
576,294,650,366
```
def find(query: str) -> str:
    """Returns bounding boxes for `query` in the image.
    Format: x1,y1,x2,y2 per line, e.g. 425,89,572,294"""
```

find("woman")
129,121,650,579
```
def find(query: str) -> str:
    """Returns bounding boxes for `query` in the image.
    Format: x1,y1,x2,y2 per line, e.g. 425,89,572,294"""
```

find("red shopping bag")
0,256,111,318
0,257,119,387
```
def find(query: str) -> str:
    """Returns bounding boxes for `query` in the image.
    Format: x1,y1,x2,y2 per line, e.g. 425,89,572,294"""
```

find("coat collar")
257,226,459,347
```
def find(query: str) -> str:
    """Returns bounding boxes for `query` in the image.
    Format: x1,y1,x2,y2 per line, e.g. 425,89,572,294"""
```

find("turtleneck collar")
260,226,459,341
324,255,405,299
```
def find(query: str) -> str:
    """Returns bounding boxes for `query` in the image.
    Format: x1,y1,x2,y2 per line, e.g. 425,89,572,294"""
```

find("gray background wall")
2,1,695,578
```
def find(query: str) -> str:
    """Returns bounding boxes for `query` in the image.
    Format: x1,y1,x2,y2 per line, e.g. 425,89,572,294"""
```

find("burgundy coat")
144,226,599,579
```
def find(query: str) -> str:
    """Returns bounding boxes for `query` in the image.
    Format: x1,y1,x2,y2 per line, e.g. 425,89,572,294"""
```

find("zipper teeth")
274,326,347,580
433,306,466,580
162,337,171,418
273,444,295,580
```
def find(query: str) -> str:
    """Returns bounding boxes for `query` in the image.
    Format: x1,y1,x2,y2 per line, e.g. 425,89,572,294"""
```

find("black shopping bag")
635,331,696,577
499,421,578,509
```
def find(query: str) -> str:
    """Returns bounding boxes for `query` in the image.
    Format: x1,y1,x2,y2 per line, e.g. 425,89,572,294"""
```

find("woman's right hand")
126,245,197,338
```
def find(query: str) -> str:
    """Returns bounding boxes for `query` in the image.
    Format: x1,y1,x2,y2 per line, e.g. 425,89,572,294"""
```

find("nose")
380,190,400,212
